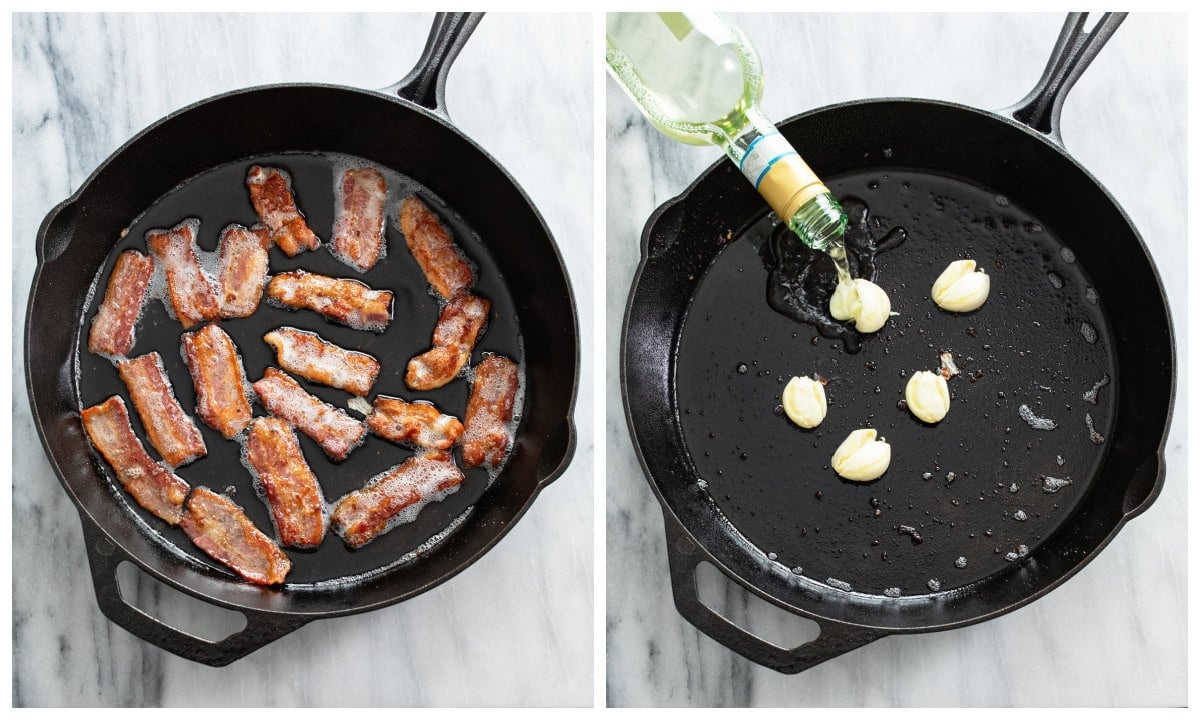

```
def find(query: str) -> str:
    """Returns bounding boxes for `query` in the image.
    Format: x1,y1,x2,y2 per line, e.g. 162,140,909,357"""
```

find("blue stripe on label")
754,151,798,189
739,133,778,171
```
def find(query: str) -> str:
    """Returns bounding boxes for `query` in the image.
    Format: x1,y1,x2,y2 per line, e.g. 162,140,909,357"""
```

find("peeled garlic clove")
931,259,991,312
829,278,892,333
782,376,827,429
831,428,891,482
905,370,950,424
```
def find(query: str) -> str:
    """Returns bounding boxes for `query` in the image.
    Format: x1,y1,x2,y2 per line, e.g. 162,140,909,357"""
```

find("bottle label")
739,133,799,190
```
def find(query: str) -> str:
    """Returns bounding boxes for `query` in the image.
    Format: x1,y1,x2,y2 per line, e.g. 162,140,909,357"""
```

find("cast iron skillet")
622,13,1173,673
27,12,578,666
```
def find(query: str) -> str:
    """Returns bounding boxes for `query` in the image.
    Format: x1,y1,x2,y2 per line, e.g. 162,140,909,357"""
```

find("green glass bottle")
606,11,851,281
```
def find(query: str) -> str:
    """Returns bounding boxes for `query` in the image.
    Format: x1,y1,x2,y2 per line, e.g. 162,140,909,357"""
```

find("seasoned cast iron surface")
676,170,1115,597
75,152,523,587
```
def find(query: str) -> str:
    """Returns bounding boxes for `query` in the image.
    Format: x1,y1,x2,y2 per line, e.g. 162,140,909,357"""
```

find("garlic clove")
831,428,892,482
782,376,827,429
905,370,951,424
932,259,990,312
852,279,891,332
830,279,892,333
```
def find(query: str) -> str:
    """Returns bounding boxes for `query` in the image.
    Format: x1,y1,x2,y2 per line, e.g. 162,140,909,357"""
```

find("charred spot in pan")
761,196,906,354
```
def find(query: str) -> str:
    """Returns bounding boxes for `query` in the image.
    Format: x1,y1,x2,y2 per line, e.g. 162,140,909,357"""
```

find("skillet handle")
80,519,308,667
661,511,885,674
1004,12,1128,146
382,12,484,121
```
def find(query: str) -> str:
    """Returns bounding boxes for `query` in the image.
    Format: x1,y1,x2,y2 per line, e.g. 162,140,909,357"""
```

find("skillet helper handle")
1005,12,1127,146
661,511,884,674
80,520,308,667
385,12,484,120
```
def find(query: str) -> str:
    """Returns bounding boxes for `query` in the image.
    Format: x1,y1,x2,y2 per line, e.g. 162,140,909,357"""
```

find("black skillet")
622,13,1173,673
27,12,579,666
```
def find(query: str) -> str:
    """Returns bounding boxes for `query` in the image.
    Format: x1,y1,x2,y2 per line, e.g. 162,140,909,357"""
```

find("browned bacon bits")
462,355,519,469
181,323,254,439
80,396,191,524
331,167,387,272
263,327,380,397
180,487,292,585
252,367,366,461
88,249,155,357
217,224,271,318
117,352,207,467
367,397,464,451
267,270,393,332
406,293,491,391
245,417,326,548
331,451,465,548
246,165,319,256
147,220,220,329
399,195,474,300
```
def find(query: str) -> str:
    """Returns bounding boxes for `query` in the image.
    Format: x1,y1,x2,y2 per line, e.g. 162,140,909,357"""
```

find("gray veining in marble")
606,13,1186,707
12,12,593,707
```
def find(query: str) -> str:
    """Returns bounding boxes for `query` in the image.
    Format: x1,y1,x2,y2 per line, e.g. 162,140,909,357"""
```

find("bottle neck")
717,106,849,271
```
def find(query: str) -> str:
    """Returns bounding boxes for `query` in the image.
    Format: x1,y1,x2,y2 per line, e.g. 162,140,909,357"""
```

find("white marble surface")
606,13,1186,706
12,13,593,707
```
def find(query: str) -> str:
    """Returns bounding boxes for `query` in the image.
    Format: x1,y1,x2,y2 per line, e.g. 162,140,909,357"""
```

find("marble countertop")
606,13,1186,707
12,12,593,707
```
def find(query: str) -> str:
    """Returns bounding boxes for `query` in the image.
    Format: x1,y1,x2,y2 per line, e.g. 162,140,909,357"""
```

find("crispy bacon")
399,195,474,300
147,220,221,329
252,367,366,461
406,293,490,391
181,323,253,438
263,327,380,397
367,397,464,450
331,167,387,272
180,487,291,586
266,270,393,332
80,396,190,524
245,417,326,548
117,352,207,467
217,224,271,318
88,249,155,357
246,165,319,256
462,355,519,469
331,451,464,548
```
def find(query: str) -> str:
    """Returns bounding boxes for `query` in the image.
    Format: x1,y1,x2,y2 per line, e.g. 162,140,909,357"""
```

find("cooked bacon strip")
399,195,474,299
263,327,380,397
367,397,464,450
406,293,491,391
267,270,393,332
252,367,366,461
331,167,387,272
182,323,253,438
246,165,319,256
245,417,326,548
217,224,271,318
117,352,207,467
180,487,291,586
147,220,221,329
462,355,519,469
80,396,190,524
331,451,464,548
88,250,155,357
